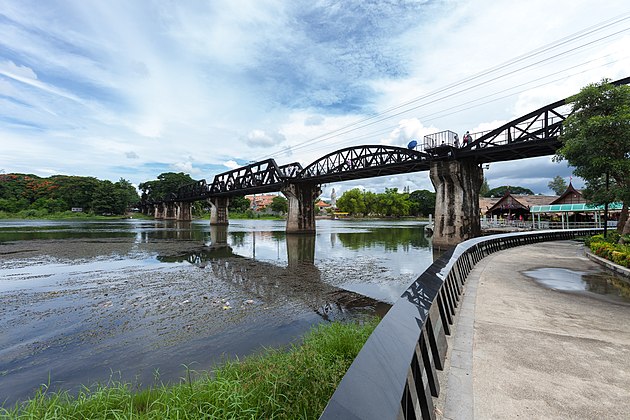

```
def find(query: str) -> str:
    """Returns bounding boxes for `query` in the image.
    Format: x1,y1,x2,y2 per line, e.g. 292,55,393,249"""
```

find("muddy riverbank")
2,219,432,406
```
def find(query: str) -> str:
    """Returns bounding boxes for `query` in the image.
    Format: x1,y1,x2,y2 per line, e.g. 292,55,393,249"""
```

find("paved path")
438,240,630,419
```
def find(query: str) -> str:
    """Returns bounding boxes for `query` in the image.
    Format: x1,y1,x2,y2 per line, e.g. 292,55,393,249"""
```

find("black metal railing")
319,228,602,420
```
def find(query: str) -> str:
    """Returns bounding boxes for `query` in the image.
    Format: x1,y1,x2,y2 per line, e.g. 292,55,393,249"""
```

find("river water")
0,218,433,406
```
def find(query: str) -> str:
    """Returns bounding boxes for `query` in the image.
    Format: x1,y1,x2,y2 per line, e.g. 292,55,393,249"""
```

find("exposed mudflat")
0,238,389,406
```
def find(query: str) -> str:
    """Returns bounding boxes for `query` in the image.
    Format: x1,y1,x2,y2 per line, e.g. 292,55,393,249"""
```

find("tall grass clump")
1,317,379,419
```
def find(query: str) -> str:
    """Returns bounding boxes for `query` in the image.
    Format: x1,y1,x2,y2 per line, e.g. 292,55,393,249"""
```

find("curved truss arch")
299,145,432,183
459,75,630,162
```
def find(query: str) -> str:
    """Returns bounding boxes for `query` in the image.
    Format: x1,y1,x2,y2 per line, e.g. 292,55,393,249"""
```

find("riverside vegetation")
1,318,379,419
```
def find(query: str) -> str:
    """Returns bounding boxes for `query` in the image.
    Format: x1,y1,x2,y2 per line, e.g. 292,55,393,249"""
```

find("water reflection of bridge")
156,226,390,321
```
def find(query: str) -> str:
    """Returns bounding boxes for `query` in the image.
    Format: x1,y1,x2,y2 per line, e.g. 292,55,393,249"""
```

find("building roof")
531,202,623,213
245,193,279,208
479,197,500,215
486,194,557,214
550,182,586,205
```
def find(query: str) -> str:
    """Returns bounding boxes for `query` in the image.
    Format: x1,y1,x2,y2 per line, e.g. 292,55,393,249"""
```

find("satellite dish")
407,140,418,150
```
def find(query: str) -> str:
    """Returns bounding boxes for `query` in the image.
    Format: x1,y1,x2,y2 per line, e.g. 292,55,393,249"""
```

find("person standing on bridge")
453,133,459,148
463,131,472,146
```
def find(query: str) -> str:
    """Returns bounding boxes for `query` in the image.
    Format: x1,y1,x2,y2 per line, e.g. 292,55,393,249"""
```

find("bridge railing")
319,228,602,420
422,130,459,150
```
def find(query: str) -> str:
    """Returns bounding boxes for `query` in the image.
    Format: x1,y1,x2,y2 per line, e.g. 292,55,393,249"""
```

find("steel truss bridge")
146,76,630,205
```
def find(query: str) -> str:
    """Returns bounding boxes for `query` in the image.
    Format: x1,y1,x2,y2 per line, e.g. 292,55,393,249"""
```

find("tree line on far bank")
0,173,139,217
335,188,435,217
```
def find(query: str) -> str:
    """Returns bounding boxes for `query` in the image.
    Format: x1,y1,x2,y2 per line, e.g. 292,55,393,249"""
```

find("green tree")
409,189,436,216
92,180,116,214
486,185,534,197
376,188,409,217
556,79,630,239
51,175,100,211
337,188,366,216
363,191,378,216
114,178,140,213
548,176,568,195
139,172,196,202
270,195,288,214
229,196,251,213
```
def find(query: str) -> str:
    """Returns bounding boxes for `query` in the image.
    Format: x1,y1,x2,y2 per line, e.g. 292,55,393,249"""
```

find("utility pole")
604,171,609,238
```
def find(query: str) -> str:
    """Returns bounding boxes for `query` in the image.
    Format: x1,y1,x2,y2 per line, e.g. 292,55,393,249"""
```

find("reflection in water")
286,234,315,265
156,247,237,264
525,268,630,303
154,232,383,322
336,227,430,250
207,225,230,249
0,218,430,405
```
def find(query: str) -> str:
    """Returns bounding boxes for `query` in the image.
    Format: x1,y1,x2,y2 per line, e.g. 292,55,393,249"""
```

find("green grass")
1,318,379,419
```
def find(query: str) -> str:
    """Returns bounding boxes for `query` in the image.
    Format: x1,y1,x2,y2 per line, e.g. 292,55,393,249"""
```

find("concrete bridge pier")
430,158,483,249
175,201,192,221
164,202,176,220
282,182,321,234
154,203,164,219
208,197,229,225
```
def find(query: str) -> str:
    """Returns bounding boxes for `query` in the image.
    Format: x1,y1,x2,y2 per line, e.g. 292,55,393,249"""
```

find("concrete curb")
585,247,630,280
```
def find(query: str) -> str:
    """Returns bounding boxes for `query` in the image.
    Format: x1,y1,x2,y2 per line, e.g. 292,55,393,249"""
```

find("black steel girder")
208,159,302,197
298,145,432,183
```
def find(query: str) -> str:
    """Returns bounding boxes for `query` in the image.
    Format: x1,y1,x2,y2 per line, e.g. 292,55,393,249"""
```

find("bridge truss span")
461,75,630,163
174,179,209,201
458,99,569,162
208,159,302,197
299,145,432,183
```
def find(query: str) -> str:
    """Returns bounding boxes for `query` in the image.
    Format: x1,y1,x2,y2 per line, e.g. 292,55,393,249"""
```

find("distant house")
549,182,587,205
71,207,83,212
245,194,279,210
481,183,622,228
485,193,557,219
315,200,331,213
479,197,500,216
529,182,623,227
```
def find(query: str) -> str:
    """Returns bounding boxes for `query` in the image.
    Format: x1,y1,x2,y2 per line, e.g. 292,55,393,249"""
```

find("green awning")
530,202,623,213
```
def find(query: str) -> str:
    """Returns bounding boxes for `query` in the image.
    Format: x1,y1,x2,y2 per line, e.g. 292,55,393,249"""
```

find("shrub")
588,234,630,268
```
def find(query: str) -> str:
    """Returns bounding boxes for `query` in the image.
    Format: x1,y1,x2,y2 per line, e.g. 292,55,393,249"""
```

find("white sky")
1,0,629,198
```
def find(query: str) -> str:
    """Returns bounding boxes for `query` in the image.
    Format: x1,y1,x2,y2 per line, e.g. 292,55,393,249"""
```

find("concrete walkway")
438,240,630,419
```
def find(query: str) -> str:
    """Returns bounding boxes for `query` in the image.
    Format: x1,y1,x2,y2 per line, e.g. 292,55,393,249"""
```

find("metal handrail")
319,228,602,420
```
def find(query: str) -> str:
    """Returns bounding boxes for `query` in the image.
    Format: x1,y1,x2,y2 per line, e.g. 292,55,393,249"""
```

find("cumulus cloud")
223,160,240,169
172,161,194,174
382,118,439,147
2,0,628,192
244,129,286,148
